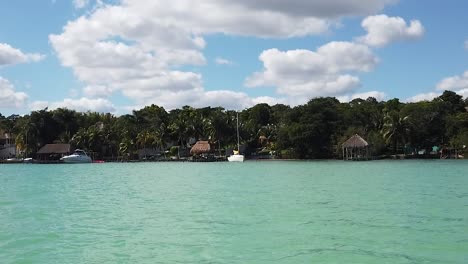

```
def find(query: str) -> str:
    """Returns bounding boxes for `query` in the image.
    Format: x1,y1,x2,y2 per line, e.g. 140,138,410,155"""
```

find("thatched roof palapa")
37,144,72,154
342,134,369,148
190,141,211,155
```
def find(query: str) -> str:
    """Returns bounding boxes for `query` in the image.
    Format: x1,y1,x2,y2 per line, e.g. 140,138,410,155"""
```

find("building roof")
37,144,72,154
342,134,369,148
190,141,211,155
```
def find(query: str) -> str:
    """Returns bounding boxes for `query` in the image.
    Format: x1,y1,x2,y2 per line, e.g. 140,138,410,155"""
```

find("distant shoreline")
1,155,465,164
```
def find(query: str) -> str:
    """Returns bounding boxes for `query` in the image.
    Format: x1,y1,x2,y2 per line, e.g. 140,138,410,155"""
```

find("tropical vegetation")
1,91,467,160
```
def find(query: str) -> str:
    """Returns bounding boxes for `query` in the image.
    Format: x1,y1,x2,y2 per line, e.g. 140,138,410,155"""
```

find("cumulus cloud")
0,43,43,109
245,41,378,101
0,43,45,66
31,97,115,113
72,0,91,9
49,0,395,110
406,92,441,103
407,71,468,102
338,91,387,102
215,57,233,65
358,15,424,47
0,77,28,108
225,0,394,19
29,101,49,111
127,90,283,111
437,71,468,91
83,85,113,97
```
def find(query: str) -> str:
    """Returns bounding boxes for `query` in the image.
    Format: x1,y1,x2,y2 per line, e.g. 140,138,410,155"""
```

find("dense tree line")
1,91,467,159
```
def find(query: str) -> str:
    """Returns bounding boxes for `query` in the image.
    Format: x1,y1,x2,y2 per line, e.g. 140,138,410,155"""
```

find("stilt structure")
342,134,370,161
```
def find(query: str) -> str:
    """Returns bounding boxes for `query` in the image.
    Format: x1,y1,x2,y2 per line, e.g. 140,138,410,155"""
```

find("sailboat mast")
236,112,240,152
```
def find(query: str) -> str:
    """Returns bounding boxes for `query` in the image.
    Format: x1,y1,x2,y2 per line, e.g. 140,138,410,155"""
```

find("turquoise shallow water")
0,160,467,263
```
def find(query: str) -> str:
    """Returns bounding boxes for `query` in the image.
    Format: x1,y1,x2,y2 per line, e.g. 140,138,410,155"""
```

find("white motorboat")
228,112,244,162
60,149,92,163
5,158,23,163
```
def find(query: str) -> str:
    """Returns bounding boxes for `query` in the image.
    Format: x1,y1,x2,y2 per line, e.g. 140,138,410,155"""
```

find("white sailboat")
228,112,245,162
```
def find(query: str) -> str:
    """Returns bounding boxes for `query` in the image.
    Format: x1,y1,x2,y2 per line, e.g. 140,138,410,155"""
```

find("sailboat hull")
228,154,244,162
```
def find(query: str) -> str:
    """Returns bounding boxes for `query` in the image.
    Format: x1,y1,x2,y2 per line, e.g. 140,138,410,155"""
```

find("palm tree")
382,111,411,154
154,123,169,152
70,128,88,150
119,138,134,161
169,115,189,148
86,125,103,154
14,118,39,157
102,126,118,159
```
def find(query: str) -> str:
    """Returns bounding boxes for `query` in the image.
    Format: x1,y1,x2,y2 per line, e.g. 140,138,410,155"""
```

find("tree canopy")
1,91,467,159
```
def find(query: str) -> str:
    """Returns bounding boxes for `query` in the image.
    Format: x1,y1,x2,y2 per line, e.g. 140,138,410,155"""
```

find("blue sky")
0,0,467,115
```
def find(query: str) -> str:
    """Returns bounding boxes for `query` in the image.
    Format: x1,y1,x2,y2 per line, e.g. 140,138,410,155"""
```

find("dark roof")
343,134,369,148
37,144,72,154
190,141,211,155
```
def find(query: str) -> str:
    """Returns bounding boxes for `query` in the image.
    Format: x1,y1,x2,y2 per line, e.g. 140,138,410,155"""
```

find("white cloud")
276,75,362,98
437,71,468,91
83,85,113,97
407,71,468,102
29,101,49,111
215,57,233,65
223,0,394,19
49,0,396,110
73,0,89,9
245,41,378,100
31,97,115,113
338,91,387,102
127,0,394,39
127,90,283,111
358,15,424,47
119,0,335,38
456,88,468,98
406,92,440,102
0,43,45,66
0,77,28,108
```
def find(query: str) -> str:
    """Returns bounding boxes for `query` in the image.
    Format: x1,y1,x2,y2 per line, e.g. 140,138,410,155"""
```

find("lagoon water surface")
1,160,467,263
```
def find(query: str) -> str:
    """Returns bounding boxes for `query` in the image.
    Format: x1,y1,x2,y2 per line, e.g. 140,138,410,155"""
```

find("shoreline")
0,155,465,164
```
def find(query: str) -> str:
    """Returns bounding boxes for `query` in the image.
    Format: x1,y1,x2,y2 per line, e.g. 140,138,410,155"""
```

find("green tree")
435,90,465,114
280,97,343,158
382,110,411,154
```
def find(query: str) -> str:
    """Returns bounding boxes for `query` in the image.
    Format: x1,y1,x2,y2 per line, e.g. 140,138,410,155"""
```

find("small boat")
5,158,23,163
60,149,92,163
228,151,245,162
228,112,244,162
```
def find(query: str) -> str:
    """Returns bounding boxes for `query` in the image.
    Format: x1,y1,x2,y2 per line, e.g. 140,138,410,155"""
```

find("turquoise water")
1,161,467,263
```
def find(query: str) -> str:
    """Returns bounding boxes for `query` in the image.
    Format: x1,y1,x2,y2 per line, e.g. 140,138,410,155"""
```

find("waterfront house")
36,143,72,161
342,134,370,161
0,132,16,159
